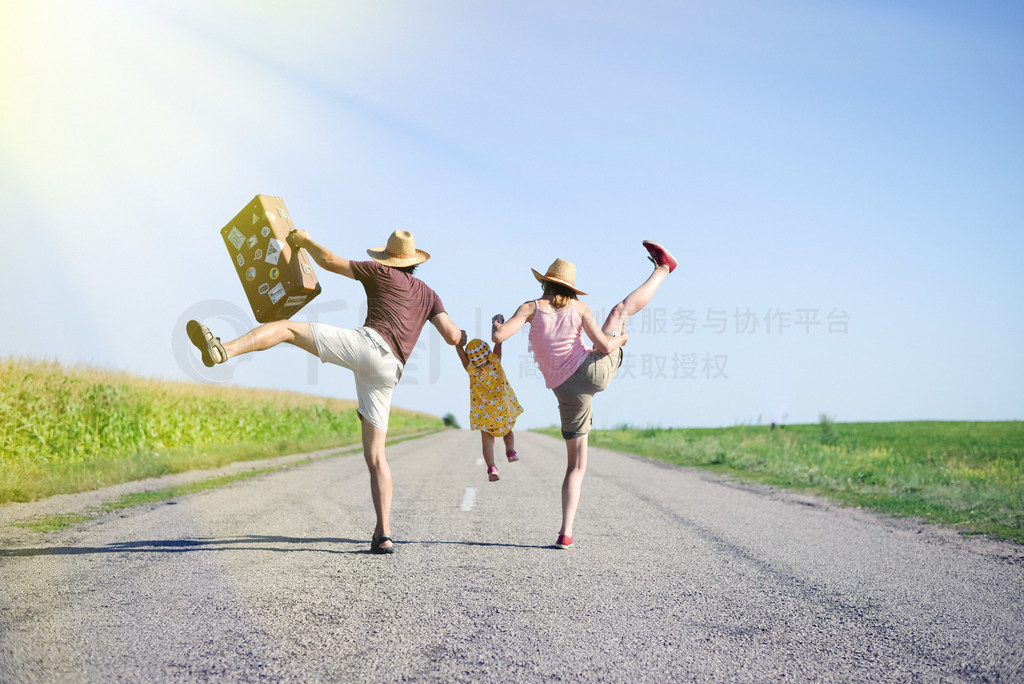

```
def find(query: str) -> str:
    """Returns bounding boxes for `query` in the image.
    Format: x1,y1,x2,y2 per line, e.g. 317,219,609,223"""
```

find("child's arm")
455,339,471,370
493,341,502,362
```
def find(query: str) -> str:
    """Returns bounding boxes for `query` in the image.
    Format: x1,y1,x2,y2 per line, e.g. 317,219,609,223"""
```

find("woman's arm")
492,301,536,344
579,302,628,354
288,230,355,279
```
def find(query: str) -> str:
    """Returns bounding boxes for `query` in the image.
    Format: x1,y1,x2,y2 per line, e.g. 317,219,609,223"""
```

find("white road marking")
459,487,477,512
475,458,484,466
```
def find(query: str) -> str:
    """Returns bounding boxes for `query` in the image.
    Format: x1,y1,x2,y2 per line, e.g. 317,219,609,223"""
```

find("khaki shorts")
311,324,403,433
551,348,624,440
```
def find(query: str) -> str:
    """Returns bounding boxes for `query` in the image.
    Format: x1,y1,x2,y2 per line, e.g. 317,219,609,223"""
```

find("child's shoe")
506,449,519,463
642,240,677,273
487,466,500,482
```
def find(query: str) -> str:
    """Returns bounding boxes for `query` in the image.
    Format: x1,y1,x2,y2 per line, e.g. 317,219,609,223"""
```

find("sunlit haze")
1,1,1021,429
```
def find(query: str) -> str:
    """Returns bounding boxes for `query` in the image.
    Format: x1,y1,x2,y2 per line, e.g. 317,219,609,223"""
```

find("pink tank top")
528,300,592,388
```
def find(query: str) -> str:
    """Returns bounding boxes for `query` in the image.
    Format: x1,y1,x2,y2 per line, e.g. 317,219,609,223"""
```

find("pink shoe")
506,450,519,463
642,240,677,273
487,466,500,482
554,534,574,549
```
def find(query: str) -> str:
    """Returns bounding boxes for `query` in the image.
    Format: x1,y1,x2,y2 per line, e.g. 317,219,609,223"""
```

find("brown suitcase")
220,194,321,323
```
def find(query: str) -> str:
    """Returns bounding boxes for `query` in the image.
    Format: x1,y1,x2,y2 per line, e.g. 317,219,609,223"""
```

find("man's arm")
492,301,535,344
430,312,468,347
579,301,628,354
288,230,355,279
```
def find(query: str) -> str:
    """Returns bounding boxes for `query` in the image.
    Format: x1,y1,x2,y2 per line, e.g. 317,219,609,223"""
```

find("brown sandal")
370,534,395,555
186,320,226,367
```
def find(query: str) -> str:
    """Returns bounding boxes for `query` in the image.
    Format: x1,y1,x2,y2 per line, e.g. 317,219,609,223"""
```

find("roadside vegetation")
0,357,444,503
539,417,1024,544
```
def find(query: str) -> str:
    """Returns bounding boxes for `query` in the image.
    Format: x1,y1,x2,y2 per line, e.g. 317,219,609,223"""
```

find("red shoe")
506,450,519,463
642,240,677,273
554,534,574,549
487,466,500,482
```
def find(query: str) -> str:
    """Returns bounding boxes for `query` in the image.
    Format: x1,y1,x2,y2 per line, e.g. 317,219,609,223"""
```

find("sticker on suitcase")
265,238,284,266
227,226,245,250
268,283,286,304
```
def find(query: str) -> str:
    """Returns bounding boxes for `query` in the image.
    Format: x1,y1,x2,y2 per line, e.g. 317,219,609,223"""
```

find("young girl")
456,338,523,482
490,241,676,548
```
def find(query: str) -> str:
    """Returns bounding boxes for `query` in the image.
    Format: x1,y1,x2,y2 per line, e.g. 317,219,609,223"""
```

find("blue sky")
1,0,1021,429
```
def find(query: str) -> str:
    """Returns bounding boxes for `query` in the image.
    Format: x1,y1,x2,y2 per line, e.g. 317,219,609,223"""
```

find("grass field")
539,418,1024,544
0,357,443,503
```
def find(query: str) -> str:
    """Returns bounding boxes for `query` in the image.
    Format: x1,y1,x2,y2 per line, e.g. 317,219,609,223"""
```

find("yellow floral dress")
467,352,523,437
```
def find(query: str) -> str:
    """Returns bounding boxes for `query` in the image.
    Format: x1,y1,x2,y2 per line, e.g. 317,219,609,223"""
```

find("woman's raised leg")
601,263,672,336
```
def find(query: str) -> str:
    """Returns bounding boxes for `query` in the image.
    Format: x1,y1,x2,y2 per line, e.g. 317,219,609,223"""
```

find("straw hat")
465,339,493,368
367,230,431,267
531,257,588,295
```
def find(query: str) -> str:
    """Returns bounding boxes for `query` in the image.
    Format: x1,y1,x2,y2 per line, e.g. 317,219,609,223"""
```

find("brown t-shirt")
351,260,445,365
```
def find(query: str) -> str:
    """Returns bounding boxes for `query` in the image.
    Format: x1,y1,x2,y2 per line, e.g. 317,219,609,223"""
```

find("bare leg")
480,432,497,469
560,434,589,538
602,264,671,336
220,320,319,361
361,415,392,550
502,432,516,456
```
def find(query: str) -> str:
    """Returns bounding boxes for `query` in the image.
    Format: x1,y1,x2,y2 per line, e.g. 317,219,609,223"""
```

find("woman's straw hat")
367,230,431,267
465,339,492,368
531,257,587,295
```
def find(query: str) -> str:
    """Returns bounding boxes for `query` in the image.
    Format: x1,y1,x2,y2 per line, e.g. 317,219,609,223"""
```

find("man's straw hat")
367,230,431,267
531,257,587,295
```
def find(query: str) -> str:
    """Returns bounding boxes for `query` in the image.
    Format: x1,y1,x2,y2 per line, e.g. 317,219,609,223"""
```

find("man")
186,229,467,554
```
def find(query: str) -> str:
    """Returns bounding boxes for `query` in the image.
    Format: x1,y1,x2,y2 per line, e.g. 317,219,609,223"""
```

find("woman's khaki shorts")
551,348,624,440
310,324,403,433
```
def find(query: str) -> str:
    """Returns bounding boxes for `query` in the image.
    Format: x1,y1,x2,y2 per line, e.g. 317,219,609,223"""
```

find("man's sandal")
186,320,226,367
370,534,395,555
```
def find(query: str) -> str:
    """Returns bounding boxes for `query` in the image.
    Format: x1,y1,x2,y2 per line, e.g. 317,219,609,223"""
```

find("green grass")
0,357,444,503
538,419,1024,544
11,430,436,533
13,461,308,532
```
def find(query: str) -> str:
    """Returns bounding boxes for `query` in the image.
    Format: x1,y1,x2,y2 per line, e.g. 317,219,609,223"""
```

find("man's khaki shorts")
311,324,403,432
551,348,624,440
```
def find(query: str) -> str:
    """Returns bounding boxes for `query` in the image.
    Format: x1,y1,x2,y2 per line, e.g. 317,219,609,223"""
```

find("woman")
491,241,677,549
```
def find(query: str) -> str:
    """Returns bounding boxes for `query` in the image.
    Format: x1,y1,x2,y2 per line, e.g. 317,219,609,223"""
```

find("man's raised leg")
189,319,320,365
222,320,319,359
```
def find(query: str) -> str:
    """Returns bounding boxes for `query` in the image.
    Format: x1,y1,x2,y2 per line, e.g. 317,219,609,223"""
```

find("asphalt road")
1,430,1022,682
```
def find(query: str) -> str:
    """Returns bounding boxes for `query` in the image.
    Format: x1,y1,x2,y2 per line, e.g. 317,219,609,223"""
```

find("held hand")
287,229,311,249
458,330,468,347
492,314,505,326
